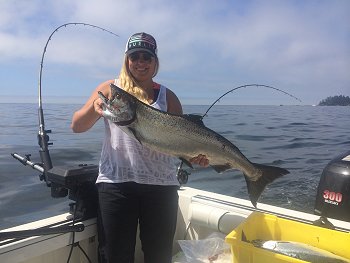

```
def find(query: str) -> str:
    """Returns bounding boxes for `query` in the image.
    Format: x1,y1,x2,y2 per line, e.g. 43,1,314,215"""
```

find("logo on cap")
126,32,157,56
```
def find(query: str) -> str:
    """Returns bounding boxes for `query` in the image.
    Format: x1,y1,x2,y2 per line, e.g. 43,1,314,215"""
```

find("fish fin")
179,158,193,169
241,230,248,242
128,127,143,145
211,164,232,173
251,239,264,247
245,164,289,207
183,114,205,125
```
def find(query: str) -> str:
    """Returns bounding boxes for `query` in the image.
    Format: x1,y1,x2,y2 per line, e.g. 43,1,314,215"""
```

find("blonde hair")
118,55,159,104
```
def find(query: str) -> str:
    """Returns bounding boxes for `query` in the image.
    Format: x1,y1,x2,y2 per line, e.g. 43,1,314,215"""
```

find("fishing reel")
176,161,191,185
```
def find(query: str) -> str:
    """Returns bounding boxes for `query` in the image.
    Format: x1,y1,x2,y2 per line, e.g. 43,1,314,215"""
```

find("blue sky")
0,0,349,105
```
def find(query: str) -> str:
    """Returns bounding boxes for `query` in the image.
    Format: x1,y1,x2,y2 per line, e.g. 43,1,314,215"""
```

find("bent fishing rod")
176,84,302,184
9,22,119,244
12,23,119,185
202,84,302,119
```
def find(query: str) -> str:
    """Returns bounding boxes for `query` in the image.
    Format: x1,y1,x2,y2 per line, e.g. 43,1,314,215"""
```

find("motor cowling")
314,150,350,222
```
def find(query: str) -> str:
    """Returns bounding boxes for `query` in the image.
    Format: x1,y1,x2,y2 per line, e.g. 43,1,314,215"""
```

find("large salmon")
98,83,289,207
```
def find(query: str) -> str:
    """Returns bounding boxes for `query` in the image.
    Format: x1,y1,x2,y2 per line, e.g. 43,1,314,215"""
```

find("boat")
1,149,350,263
1,183,350,263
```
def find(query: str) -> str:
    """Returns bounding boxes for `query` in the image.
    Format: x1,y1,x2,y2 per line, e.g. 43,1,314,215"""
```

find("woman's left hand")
190,154,209,167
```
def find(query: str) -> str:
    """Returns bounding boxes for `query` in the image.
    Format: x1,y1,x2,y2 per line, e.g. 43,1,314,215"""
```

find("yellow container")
225,212,350,263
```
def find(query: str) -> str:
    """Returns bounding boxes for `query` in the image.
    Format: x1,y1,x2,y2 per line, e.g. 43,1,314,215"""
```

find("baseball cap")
125,32,157,57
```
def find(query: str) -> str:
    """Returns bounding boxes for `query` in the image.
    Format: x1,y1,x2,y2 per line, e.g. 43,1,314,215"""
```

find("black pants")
97,182,179,263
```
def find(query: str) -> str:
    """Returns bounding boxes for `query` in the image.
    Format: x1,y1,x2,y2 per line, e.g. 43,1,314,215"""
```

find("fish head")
99,83,136,125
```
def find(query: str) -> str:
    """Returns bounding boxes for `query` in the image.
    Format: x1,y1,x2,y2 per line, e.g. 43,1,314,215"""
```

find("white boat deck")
1,187,349,263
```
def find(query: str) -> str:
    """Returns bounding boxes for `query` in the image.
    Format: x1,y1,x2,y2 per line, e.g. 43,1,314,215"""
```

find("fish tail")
245,163,289,208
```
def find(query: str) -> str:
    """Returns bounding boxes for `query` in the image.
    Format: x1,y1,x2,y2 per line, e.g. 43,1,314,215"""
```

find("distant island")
318,95,350,106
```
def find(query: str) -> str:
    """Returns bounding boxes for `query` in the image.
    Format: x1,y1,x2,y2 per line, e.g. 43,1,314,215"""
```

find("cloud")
0,0,349,104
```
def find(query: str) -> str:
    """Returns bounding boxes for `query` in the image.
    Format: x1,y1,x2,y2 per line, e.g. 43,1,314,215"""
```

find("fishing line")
202,84,302,118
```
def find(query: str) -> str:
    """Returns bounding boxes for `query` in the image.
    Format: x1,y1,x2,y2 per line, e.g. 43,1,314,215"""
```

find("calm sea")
0,103,349,230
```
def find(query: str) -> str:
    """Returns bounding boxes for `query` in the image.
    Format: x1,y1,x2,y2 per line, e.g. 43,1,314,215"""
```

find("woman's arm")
166,89,183,115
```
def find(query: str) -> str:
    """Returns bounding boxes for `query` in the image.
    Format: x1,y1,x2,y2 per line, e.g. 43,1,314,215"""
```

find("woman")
71,32,208,263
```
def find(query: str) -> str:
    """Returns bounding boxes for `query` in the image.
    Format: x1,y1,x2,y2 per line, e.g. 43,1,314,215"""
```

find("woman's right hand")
93,97,104,116
71,80,113,133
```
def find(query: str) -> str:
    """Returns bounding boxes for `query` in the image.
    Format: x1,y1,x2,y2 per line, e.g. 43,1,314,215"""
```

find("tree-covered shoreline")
318,95,350,106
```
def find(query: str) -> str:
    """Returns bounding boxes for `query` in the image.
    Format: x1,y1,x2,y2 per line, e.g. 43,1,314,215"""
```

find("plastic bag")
177,232,231,263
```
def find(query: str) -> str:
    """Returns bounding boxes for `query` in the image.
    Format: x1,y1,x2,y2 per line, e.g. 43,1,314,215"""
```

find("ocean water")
0,103,349,230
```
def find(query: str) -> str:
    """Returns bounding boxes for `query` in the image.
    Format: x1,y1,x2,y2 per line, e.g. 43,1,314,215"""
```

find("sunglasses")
128,52,154,62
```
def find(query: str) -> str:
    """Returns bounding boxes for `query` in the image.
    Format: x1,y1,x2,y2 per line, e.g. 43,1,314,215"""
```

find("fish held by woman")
98,83,290,207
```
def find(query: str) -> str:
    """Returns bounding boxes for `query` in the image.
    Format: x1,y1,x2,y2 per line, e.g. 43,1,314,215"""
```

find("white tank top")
96,82,179,186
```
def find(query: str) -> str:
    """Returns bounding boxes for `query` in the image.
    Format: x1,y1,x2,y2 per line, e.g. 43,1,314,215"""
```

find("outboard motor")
314,150,350,222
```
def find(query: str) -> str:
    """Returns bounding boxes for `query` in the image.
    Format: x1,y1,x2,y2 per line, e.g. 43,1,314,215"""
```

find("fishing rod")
176,84,301,184
35,23,119,185
9,22,119,254
202,84,302,119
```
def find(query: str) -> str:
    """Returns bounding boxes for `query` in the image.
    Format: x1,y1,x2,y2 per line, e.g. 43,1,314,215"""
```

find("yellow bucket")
225,212,350,263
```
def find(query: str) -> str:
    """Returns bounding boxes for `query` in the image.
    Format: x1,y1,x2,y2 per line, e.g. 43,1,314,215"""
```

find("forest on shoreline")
318,95,350,106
